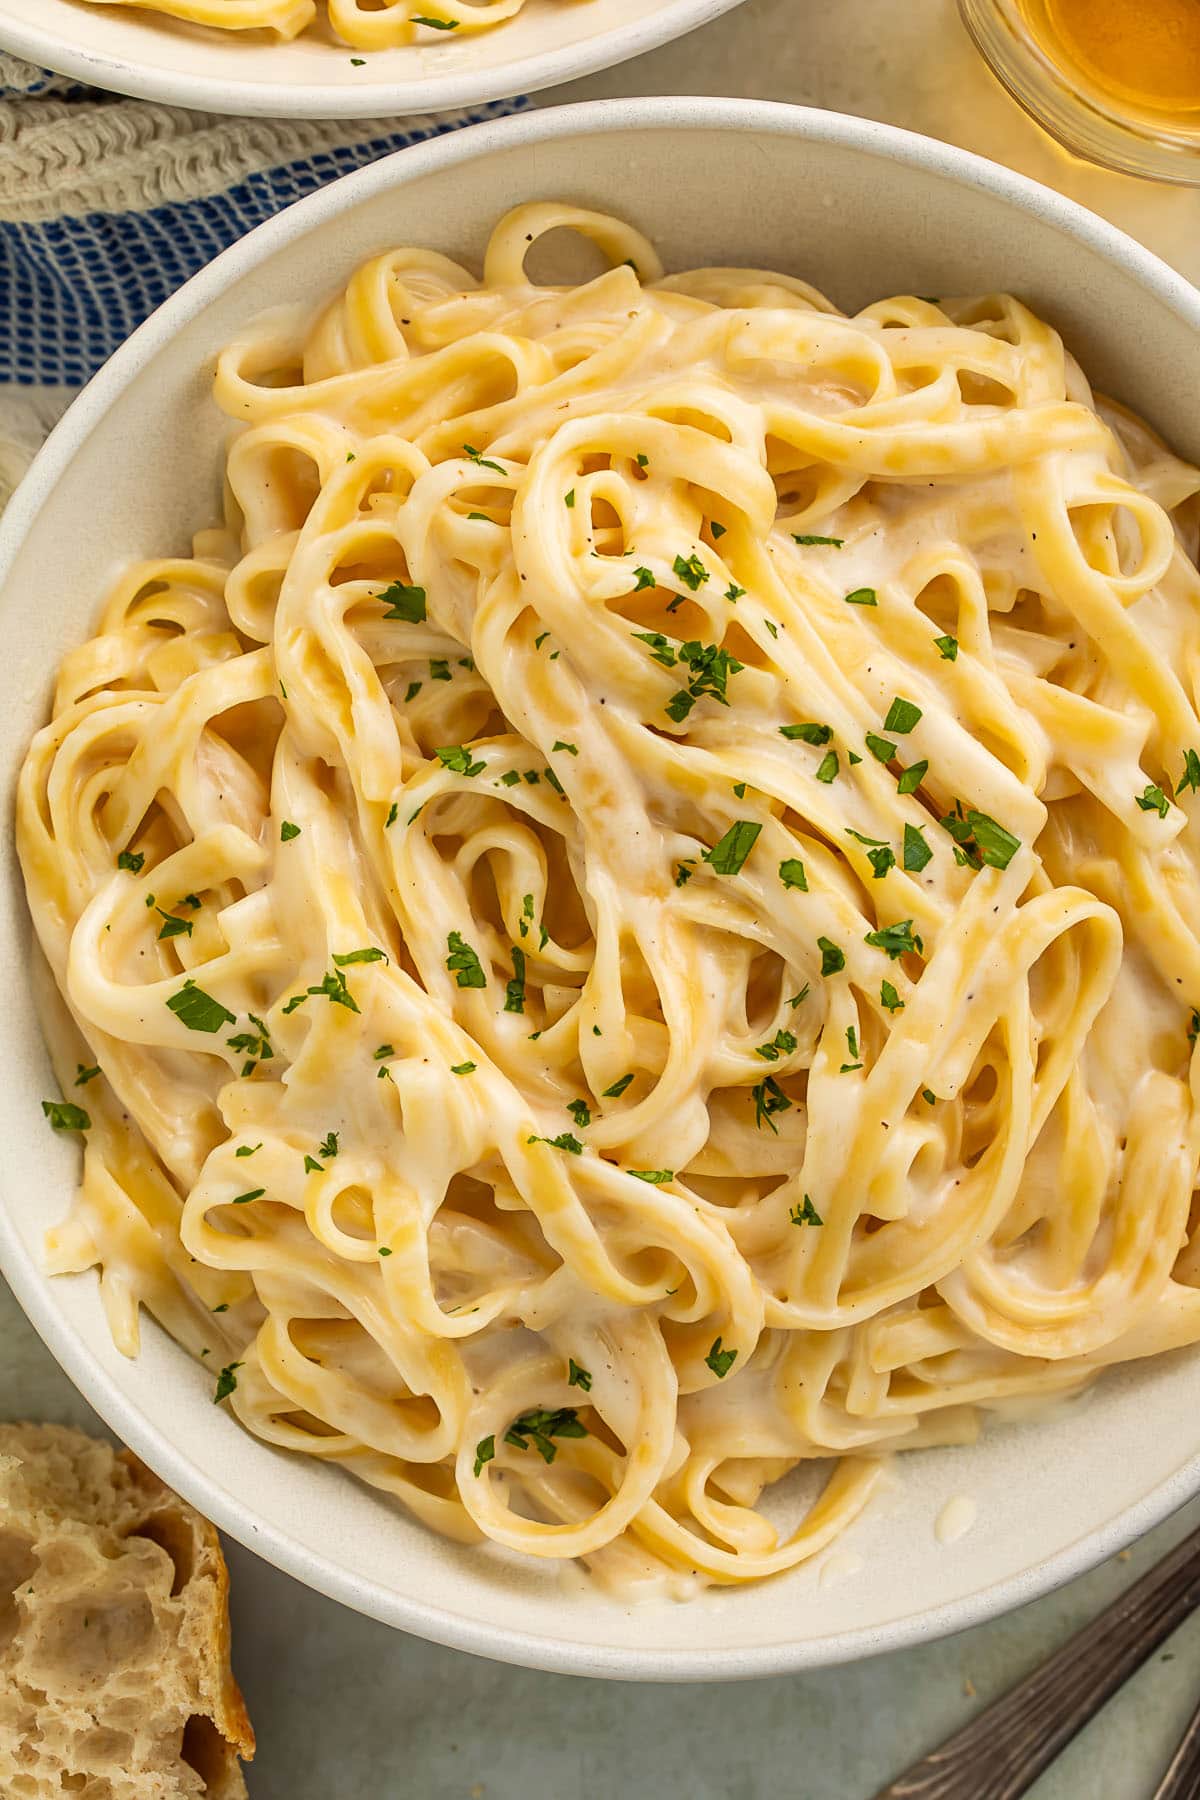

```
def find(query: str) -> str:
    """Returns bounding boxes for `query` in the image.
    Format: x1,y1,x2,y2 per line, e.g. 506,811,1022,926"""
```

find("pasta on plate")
71,0,575,48
18,202,1200,1595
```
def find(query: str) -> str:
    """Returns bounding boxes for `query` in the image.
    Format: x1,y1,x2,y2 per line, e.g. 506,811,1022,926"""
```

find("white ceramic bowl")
0,0,744,118
3,98,1200,1680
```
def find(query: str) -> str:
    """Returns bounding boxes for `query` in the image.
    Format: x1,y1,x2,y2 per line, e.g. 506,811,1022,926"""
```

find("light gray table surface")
7,2,1200,1796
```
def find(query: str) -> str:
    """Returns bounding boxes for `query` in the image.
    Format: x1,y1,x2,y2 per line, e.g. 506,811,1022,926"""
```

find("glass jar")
958,0,1200,185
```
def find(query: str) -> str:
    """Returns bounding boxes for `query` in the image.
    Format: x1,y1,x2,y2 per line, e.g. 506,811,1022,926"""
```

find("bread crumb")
1117,1549,1132,1563
963,1676,976,1697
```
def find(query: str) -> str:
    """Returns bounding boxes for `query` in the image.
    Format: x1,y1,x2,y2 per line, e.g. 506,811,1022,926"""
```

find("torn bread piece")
0,1422,253,1798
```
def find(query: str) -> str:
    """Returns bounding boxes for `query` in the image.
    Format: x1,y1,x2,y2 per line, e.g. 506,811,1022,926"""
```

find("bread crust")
0,1422,254,1799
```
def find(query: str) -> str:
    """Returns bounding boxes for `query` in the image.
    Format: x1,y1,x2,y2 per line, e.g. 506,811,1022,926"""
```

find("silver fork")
874,1522,1200,1800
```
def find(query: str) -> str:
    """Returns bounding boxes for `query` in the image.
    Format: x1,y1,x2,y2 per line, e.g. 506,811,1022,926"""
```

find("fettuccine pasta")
19,202,1200,1595
73,0,575,48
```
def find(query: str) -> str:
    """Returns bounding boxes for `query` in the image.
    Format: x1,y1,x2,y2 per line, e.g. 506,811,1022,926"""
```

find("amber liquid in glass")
1018,0,1200,127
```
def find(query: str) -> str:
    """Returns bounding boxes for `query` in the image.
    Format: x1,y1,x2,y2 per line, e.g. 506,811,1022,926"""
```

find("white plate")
0,0,744,118
3,98,1200,1681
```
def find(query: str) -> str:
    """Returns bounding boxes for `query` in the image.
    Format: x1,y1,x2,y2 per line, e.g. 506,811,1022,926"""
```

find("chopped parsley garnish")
463,442,504,474
633,630,676,668
235,1143,261,1158
430,659,451,681
922,1088,939,1105
633,567,656,591
552,740,578,756
883,697,922,734
896,760,928,795
446,932,487,989
779,858,808,891
450,1061,476,1076
155,907,193,941
815,750,840,784
1190,1009,1200,1048
866,733,896,763
1136,783,1170,819
565,489,576,509
629,1168,673,1183
880,979,904,1013
818,937,845,976
374,1044,393,1060
527,1132,584,1155
379,581,427,623
675,862,696,887
703,820,761,875
725,583,745,603
903,823,932,872
846,829,887,847
968,811,1021,868
544,765,565,795
500,771,521,789
659,638,744,722
280,821,301,841
227,1013,273,1075
167,981,235,1034
413,13,458,26
404,682,422,703
841,1024,863,1071
793,534,844,547
710,522,727,540
74,1064,100,1086
518,893,535,940
318,1132,339,1159
790,1195,823,1226
752,1075,791,1132
568,1360,593,1390
867,845,895,880
213,1362,243,1404
567,1098,592,1129
733,781,747,799
844,587,877,607
705,1338,737,1379
231,1188,264,1205
673,553,709,591
1178,750,1200,796
303,1156,322,1174
756,1029,797,1061
788,985,810,1008
603,1073,634,1098
780,722,832,744
117,849,144,873
865,919,923,959
636,453,649,469
505,1407,587,1464
935,634,959,661
473,1436,495,1476
284,968,360,1014
332,947,387,969
42,1100,90,1133
436,744,486,777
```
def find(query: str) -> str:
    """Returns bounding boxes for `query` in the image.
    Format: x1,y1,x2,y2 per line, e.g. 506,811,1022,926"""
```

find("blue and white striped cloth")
0,54,527,391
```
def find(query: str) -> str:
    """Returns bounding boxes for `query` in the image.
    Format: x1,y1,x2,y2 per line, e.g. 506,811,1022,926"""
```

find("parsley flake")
704,821,761,875
446,932,486,990
379,581,426,623
705,1338,737,1379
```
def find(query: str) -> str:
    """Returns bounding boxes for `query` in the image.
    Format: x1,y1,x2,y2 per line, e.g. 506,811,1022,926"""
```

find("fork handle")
1152,1693,1200,1800
874,1522,1200,1800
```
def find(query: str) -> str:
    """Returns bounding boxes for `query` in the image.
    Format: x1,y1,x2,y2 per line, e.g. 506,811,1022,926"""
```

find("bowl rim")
0,0,746,119
4,94,1200,1680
